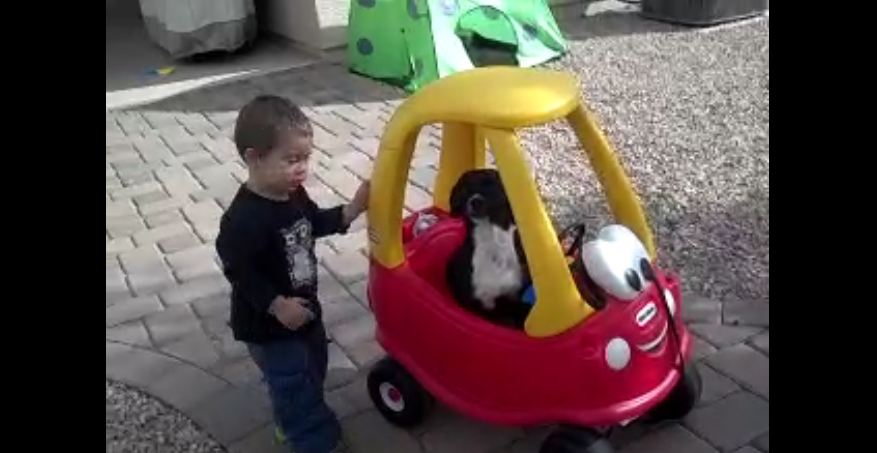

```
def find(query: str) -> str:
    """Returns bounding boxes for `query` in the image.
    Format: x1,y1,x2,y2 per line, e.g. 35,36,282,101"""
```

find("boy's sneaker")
274,426,287,445
273,426,347,453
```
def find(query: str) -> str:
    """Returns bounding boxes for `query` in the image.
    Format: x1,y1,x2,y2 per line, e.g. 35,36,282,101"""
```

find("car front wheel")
645,363,703,422
540,426,615,453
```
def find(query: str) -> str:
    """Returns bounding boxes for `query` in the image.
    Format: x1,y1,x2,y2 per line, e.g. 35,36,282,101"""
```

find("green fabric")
347,0,567,92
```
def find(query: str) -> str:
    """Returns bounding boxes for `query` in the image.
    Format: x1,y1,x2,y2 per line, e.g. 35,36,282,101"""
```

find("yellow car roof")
381,67,580,148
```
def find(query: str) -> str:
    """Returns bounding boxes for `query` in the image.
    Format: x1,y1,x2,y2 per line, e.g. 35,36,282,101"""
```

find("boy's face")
246,128,312,195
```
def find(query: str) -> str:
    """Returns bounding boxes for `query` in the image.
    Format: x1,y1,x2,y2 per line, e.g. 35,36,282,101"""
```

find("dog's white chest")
471,222,523,309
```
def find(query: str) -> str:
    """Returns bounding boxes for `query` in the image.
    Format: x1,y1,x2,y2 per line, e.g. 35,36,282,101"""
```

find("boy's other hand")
269,296,314,330
344,180,371,224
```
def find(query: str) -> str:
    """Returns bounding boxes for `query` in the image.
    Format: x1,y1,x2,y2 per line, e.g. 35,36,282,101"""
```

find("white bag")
138,0,257,58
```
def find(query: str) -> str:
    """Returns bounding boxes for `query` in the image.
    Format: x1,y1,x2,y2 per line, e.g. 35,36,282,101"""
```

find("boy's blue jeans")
246,322,340,453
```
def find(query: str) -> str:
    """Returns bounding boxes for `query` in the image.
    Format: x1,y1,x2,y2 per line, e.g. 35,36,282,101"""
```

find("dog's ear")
449,172,473,217
466,193,487,218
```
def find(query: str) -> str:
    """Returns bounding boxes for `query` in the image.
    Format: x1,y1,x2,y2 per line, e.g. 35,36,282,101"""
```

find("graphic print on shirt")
281,218,316,289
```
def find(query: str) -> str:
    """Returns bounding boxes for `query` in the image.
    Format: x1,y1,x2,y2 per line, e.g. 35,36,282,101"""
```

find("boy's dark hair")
234,95,313,157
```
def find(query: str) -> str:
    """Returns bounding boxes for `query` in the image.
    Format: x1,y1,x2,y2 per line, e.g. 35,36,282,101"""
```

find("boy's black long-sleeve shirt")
216,184,349,343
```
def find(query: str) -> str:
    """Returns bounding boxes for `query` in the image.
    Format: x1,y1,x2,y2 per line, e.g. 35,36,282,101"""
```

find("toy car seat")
405,217,466,298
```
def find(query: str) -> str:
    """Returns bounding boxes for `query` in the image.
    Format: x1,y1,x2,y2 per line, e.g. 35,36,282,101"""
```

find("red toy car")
363,68,701,453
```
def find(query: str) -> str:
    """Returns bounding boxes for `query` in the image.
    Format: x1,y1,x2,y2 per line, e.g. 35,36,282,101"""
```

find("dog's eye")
466,194,487,218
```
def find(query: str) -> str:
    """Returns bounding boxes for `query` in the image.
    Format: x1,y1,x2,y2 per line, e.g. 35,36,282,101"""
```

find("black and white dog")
446,169,532,328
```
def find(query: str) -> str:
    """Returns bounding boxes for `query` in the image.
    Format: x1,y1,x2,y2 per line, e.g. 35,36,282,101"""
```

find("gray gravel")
106,380,226,453
522,14,769,304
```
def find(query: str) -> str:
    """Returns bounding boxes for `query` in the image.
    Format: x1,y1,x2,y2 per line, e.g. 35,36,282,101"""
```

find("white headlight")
605,337,631,371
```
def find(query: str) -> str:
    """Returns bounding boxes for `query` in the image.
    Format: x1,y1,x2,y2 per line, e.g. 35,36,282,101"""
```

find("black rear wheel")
367,357,433,428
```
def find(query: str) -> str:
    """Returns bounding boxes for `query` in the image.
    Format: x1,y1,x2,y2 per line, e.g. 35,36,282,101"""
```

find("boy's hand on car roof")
344,180,371,225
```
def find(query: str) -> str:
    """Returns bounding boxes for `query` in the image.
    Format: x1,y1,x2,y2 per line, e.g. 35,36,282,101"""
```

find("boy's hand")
269,296,314,330
343,180,370,225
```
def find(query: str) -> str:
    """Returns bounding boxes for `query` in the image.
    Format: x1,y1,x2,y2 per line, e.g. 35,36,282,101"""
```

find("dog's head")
449,169,515,229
